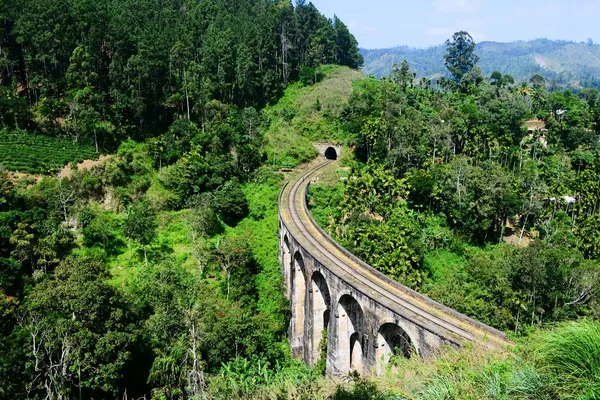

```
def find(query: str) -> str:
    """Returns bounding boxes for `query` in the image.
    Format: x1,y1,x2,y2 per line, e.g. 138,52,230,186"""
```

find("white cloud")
434,0,480,14
426,27,452,36
348,19,390,38
468,31,489,42
453,18,487,41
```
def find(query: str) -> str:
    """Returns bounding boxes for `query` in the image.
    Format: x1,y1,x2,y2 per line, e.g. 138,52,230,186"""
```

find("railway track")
280,159,510,349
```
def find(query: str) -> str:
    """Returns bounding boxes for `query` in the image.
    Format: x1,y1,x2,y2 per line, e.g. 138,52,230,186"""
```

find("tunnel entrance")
324,147,338,160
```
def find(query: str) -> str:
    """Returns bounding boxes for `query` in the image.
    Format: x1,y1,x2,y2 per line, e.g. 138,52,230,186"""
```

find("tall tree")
444,31,479,85
19,256,137,399
124,201,157,265
333,15,363,69
391,60,413,91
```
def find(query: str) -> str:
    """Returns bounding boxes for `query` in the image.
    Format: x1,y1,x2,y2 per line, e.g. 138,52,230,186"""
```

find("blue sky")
309,0,600,49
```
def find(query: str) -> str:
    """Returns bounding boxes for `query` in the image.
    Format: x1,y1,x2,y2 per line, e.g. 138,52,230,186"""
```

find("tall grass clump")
506,367,549,399
329,372,396,400
206,357,325,400
536,320,600,399
417,376,456,400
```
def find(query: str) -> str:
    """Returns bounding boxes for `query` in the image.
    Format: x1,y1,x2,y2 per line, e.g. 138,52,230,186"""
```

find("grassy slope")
103,66,364,334
264,65,363,168
228,180,286,331
106,209,198,286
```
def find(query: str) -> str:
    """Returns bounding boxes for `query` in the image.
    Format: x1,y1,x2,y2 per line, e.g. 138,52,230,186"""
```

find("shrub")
82,215,124,256
145,178,180,212
329,372,392,400
213,180,248,226
189,204,223,238
252,165,282,186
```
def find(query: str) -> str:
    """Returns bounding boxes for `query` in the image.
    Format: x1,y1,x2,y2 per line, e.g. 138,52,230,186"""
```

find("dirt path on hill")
58,155,111,178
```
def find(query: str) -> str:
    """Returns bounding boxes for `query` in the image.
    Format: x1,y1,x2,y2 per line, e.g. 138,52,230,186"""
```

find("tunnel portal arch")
324,147,338,160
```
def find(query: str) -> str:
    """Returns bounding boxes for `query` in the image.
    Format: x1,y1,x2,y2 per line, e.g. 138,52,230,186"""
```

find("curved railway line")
279,159,510,356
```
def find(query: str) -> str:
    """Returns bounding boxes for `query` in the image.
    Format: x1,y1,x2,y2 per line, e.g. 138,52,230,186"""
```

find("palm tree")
516,82,532,97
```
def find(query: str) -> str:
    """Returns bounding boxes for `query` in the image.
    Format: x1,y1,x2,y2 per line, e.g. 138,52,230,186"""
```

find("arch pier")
309,271,331,365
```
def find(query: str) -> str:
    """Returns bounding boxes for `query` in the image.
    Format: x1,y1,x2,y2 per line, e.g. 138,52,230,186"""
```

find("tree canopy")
0,0,362,150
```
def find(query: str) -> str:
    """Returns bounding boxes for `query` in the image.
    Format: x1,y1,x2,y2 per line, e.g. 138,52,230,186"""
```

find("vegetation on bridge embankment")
196,320,600,399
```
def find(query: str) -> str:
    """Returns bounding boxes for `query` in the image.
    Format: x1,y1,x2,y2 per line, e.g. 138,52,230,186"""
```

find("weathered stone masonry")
279,161,510,376
280,226,445,375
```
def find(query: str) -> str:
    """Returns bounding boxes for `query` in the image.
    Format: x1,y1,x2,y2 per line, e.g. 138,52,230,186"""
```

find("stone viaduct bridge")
278,158,510,376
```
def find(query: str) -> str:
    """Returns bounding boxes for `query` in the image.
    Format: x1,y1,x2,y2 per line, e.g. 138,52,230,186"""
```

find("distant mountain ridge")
360,38,600,88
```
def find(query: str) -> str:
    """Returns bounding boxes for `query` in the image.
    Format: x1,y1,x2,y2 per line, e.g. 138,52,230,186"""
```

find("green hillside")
361,38,600,87
0,0,366,398
3,0,600,397
264,65,364,168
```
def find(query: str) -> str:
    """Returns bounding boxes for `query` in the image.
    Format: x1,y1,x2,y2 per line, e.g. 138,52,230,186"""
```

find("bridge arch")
375,322,415,373
291,251,307,357
324,147,338,160
310,270,331,365
336,293,365,373
282,235,292,298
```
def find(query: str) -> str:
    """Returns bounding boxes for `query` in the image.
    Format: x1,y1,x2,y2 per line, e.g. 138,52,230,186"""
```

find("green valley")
1,1,600,399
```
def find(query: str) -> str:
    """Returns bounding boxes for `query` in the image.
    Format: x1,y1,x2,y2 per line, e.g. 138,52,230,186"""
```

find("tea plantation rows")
0,131,97,174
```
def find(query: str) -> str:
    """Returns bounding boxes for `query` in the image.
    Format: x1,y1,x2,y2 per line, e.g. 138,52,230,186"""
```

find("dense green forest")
0,0,363,398
361,38,600,89
1,1,600,398
0,0,362,150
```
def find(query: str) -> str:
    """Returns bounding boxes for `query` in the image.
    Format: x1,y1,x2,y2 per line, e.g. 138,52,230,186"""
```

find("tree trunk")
226,270,230,300
519,214,528,244
183,64,190,120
